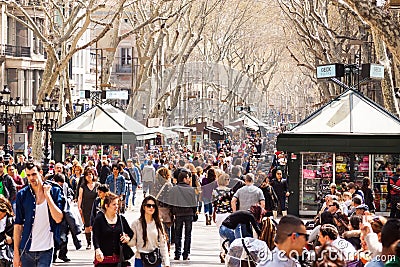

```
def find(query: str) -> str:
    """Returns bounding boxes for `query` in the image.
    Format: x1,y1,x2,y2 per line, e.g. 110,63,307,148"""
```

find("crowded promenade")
0,137,399,267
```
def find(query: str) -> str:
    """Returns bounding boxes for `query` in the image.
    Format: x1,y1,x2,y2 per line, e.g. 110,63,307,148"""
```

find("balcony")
1,45,31,58
115,64,132,74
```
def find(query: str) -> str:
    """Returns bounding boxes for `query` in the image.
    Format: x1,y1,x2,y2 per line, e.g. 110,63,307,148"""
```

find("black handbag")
140,248,162,267
119,215,135,263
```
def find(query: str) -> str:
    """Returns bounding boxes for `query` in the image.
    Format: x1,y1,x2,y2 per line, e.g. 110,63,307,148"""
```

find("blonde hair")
217,173,230,186
184,163,196,173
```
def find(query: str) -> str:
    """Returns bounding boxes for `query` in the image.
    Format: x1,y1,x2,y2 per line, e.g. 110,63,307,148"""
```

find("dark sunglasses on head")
144,204,156,208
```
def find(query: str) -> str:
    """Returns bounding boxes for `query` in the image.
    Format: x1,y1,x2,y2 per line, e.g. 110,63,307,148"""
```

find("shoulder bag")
155,183,173,227
119,215,135,264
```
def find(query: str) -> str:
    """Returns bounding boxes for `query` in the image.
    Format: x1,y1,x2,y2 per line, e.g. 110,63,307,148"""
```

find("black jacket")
222,210,261,236
0,174,17,202
92,212,133,257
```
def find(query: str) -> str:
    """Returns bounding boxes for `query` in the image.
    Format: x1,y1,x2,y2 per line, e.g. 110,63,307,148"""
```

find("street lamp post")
0,85,23,164
141,103,147,120
33,94,60,174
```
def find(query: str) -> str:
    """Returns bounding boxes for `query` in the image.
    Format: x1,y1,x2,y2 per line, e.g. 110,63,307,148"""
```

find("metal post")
43,111,50,175
95,42,98,91
3,108,9,164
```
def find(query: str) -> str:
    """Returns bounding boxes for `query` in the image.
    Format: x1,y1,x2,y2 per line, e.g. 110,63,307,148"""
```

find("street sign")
14,133,27,154
106,90,129,100
316,63,345,79
361,63,384,80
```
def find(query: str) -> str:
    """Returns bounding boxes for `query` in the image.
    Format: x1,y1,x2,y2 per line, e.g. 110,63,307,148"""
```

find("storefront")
276,89,400,216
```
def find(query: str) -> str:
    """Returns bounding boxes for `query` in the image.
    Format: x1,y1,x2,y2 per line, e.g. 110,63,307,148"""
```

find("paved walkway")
54,190,223,267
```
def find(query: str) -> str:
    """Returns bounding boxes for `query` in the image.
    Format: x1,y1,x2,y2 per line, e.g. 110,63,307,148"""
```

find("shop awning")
204,125,225,135
150,126,179,139
231,112,270,131
167,125,195,136
224,125,237,131
277,89,400,153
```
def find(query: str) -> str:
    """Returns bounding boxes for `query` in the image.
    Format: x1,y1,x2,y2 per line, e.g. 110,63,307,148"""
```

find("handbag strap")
119,214,124,264
241,238,255,263
155,182,168,200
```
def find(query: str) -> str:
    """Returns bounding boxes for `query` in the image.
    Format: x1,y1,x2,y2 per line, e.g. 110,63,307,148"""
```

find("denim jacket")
15,181,66,251
105,174,126,195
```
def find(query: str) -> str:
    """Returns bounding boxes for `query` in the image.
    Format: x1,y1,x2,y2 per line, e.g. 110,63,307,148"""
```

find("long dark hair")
361,177,371,192
140,195,165,247
82,168,96,186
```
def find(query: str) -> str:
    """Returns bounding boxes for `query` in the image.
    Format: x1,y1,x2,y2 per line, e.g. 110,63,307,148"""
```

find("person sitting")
313,243,346,267
318,224,357,261
365,218,400,266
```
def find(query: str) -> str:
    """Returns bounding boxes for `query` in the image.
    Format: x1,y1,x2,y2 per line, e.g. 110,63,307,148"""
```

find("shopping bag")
70,202,84,228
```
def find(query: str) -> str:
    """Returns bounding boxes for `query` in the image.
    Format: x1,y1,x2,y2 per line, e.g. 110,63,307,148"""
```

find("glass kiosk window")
335,153,369,187
300,153,333,212
372,154,400,212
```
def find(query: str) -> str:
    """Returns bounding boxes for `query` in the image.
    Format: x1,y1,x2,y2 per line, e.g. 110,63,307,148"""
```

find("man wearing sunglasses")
259,215,307,267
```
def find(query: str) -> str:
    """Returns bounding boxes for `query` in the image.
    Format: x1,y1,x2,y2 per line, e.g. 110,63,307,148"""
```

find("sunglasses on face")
144,204,156,209
288,232,309,240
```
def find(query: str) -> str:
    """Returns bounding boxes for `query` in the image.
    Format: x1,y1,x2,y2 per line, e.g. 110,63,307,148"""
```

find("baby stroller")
225,238,271,267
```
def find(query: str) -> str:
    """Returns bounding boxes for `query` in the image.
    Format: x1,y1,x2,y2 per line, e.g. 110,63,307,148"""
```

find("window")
121,48,132,66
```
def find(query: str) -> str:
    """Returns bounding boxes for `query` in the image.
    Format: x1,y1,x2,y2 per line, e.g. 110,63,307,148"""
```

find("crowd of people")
0,137,397,267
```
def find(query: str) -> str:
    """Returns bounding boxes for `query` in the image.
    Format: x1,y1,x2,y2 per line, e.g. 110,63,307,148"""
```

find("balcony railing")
1,45,31,57
115,64,132,74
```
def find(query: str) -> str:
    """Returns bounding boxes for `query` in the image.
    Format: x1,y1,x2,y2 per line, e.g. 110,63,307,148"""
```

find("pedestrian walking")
168,169,197,261
78,168,99,250
13,162,65,267
129,196,170,267
92,193,133,266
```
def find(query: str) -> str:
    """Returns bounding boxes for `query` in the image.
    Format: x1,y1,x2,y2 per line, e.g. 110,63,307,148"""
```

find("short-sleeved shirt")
212,188,233,214
233,185,265,211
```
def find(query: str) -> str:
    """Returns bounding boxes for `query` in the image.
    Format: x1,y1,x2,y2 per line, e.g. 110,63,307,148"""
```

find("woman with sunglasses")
129,196,170,267
92,193,133,266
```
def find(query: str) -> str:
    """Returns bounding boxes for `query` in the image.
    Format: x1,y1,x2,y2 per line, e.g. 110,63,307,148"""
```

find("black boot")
85,232,92,250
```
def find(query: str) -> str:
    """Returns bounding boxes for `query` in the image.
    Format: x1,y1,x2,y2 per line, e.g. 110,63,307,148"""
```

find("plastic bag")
225,238,271,267
70,202,83,228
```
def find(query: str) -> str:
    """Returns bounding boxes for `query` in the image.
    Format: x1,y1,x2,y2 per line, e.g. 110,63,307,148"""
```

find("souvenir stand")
52,104,157,163
276,89,400,216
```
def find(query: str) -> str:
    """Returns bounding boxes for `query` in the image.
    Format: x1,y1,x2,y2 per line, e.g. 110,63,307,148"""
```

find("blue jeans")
234,223,253,239
174,215,193,258
21,248,53,267
204,202,213,215
125,183,131,206
131,184,137,206
134,258,161,267
219,225,235,246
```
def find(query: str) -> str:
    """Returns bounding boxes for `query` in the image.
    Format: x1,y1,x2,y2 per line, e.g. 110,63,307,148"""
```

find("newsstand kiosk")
277,89,400,217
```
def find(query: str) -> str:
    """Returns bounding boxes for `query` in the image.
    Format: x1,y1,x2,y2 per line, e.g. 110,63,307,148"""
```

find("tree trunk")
372,30,400,116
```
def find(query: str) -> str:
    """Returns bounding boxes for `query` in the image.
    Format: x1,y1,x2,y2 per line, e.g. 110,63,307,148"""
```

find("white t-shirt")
30,200,54,251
